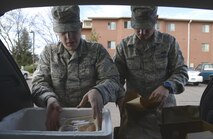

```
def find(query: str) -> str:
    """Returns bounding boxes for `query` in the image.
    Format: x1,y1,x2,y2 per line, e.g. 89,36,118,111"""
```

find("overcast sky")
24,5,213,21
80,5,213,20
21,5,213,54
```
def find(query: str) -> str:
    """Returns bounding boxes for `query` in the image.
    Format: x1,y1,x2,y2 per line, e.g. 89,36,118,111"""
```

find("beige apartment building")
81,17,213,68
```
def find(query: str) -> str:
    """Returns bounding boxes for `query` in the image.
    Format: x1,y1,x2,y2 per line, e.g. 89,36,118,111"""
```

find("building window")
202,25,210,33
124,21,131,29
81,35,86,39
167,23,175,32
155,21,160,30
201,43,210,52
107,41,116,49
85,22,91,27
108,22,116,30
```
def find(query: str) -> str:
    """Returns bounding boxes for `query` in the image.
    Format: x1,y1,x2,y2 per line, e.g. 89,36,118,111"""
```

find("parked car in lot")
187,68,203,85
21,69,29,80
195,63,213,83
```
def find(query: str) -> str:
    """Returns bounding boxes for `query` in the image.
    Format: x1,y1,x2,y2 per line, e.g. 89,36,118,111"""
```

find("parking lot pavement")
176,83,207,106
26,79,208,128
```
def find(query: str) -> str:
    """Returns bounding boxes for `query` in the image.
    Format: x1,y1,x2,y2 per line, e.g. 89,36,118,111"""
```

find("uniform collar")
127,30,162,47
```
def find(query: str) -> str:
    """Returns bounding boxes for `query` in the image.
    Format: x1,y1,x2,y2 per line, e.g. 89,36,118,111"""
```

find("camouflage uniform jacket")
32,39,124,107
114,31,188,106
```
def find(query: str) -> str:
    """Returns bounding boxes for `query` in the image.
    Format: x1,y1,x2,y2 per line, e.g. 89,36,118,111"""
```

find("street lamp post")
30,31,35,73
187,20,192,68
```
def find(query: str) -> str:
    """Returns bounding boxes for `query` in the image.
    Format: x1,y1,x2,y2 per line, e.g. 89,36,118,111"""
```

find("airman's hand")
149,85,169,109
77,89,103,130
46,97,62,131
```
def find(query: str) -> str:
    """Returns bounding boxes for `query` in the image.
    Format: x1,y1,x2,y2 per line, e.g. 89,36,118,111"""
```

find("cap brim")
131,19,155,29
53,23,81,33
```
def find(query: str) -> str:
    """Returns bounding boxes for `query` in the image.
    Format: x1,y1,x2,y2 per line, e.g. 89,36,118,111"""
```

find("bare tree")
0,9,38,53
88,29,100,42
31,7,59,46
0,7,59,57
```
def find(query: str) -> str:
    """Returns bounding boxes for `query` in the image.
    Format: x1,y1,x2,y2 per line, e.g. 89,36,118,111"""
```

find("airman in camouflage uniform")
114,6,188,139
31,5,124,131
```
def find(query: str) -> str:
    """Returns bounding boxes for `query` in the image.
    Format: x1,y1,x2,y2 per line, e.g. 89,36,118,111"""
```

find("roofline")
82,19,92,21
87,17,213,22
88,17,130,20
82,27,92,29
159,18,213,22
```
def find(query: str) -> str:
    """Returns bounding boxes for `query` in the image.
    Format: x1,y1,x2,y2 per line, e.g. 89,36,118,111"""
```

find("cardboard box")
0,107,113,139
160,106,213,139
187,131,213,139
161,119,213,139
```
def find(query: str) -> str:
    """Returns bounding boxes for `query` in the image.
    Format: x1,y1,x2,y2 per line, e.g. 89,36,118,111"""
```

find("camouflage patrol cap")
51,5,81,33
131,6,158,29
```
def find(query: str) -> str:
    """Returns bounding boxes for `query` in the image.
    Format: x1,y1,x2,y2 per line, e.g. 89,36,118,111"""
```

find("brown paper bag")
116,91,161,139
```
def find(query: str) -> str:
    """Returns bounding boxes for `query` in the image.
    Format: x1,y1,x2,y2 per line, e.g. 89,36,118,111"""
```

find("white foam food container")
0,107,113,139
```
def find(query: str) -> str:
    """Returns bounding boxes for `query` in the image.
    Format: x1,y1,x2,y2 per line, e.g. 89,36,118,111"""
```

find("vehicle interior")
1,0,213,16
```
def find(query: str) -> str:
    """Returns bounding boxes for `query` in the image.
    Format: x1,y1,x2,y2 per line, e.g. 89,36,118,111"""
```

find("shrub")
24,64,37,74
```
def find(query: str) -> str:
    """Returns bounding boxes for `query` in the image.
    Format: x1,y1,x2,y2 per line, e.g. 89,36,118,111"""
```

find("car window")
195,64,202,71
204,64,213,70
1,5,213,128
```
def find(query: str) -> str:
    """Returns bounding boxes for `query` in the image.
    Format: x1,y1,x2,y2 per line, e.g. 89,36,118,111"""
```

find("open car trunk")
0,40,33,120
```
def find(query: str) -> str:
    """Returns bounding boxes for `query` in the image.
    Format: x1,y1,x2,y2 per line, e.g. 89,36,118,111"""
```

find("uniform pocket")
154,51,168,70
126,56,141,70
51,63,66,79
79,61,95,79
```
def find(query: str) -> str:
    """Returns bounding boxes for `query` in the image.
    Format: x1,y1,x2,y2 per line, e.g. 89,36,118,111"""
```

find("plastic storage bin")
0,107,113,139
